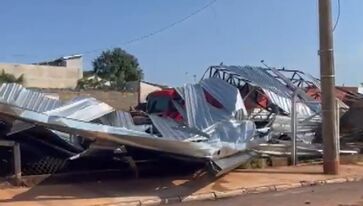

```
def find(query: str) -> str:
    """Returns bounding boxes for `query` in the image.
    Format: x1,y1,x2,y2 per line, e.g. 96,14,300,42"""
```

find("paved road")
177,181,363,206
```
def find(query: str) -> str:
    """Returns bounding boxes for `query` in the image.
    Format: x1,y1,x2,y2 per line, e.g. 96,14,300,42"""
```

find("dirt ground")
42,89,138,110
1,164,363,206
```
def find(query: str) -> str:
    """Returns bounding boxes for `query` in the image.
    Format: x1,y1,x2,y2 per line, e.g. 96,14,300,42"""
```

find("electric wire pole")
318,0,340,174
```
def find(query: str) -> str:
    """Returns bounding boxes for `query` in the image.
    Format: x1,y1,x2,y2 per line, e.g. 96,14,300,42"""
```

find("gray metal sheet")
207,66,322,117
200,77,247,116
174,87,185,99
268,67,316,102
7,120,34,136
183,83,232,130
210,151,256,176
149,114,195,140
184,83,215,129
224,66,292,98
0,83,61,112
255,141,357,156
201,119,256,157
45,97,114,121
0,99,258,160
263,89,314,117
268,67,346,112
100,111,149,132
100,111,132,127
0,83,261,177
171,100,187,120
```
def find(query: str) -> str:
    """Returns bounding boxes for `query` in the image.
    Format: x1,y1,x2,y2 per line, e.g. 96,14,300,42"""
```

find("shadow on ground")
0,160,217,203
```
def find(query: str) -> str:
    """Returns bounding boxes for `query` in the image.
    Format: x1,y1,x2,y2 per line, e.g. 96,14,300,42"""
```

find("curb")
109,175,363,206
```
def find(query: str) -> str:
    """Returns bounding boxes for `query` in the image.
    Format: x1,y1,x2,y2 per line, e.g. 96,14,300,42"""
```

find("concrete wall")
359,87,363,95
64,57,83,70
139,82,163,103
125,81,164,103
0,63,82,89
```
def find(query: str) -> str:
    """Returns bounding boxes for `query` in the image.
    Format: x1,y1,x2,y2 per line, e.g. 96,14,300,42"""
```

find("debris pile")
0,65,361,177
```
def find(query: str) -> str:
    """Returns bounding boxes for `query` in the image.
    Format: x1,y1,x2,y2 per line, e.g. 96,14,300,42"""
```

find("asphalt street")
177,181,363,206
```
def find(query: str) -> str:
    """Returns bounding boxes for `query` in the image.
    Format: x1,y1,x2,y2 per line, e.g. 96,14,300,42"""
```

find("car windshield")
147,96,171,113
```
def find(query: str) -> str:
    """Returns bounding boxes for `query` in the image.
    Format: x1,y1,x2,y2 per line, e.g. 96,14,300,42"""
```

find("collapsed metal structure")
0,65,360,177
0,82,258,176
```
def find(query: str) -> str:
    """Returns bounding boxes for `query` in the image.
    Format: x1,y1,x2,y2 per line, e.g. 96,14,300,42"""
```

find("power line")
332,0,341,32
7,0,217,61
82,0,217,55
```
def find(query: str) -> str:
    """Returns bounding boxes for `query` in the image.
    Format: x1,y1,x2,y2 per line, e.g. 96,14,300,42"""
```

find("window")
147,96,172,114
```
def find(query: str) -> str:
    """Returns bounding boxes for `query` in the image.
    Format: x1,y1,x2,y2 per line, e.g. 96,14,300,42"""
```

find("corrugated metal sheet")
0,83,24,103
200,77,247,116
210,151,256,176
100,111,149,132
268,67,344,112
184,83,215,129
224,66,292,98
301,72,349,110
0,83,262,177
212,66,321,117
183,83,231,130
149,114,195,141
263,89,314,117
101,111,135,128
267,67,316,102
0,84,114,122
0,83,61,112
174,87,185,99
45,97,114,121
202,120,255,149
0,83,258,161
171,100,187,120
2,105,234,159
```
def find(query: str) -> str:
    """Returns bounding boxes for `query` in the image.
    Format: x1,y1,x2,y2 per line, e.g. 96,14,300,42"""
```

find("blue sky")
0,0,362,86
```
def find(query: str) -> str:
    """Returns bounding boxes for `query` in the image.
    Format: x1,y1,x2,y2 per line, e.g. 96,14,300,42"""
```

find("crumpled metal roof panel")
184,83,215,129
100,111,149,132
45,97,114,122
0,83,61,112
0,83,261,176
149,114,195,141
200,77,247,117
263,89,315,117
183,83,233,130
224,65,292,98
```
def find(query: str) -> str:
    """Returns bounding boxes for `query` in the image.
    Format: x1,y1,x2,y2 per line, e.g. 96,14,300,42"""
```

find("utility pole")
318,0,339,174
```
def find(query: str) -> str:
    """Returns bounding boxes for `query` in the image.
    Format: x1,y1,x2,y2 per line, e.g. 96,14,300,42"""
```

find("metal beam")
13,143,22,183
0,140,22,184
291,90,298,166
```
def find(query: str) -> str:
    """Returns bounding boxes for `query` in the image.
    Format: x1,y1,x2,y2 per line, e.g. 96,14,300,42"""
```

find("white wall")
358,87,363,94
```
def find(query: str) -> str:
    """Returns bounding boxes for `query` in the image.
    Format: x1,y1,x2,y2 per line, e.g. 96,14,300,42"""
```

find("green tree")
93,48,143,89
0,70,23,84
